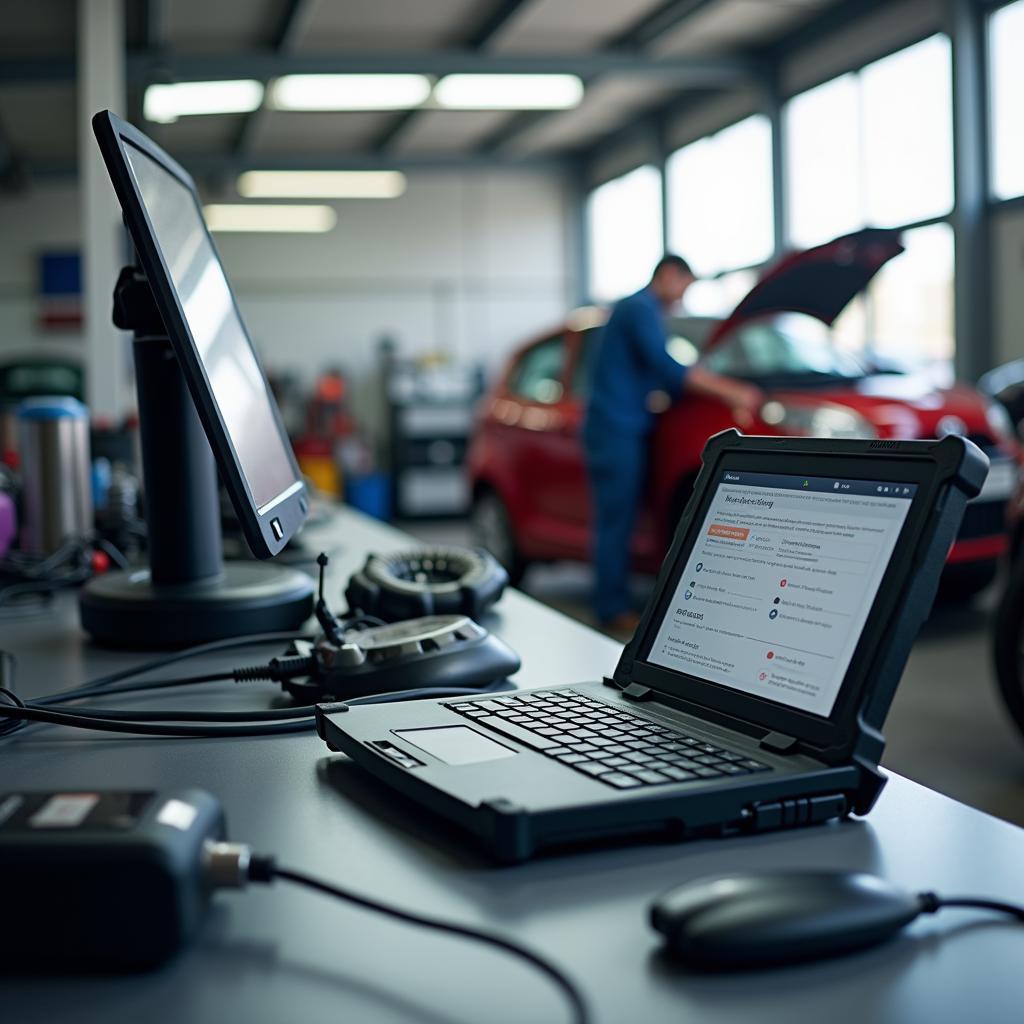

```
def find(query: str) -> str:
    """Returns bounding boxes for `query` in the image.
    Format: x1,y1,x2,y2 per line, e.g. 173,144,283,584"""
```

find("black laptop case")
318,432,988,861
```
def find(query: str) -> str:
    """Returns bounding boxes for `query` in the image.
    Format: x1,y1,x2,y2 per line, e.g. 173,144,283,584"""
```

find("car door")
502,332,586,556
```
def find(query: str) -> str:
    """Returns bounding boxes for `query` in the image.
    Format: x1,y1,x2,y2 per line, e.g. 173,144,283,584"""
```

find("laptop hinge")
760,731,799,754
621,682,654,701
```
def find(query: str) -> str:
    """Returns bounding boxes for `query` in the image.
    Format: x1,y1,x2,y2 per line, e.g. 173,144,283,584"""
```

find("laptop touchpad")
394,726,517,765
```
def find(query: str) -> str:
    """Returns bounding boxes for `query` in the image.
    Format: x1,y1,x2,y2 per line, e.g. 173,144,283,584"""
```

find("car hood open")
704,228,904,351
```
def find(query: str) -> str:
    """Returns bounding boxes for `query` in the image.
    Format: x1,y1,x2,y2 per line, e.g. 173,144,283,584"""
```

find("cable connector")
231,655,316,683
202,841,253,889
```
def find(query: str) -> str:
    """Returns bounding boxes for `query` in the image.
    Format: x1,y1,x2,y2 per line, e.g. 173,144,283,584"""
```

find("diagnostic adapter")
0,787,225,968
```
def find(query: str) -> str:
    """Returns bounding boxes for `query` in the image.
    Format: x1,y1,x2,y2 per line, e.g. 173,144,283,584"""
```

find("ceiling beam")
233,0,316,157
28,150,565,181
478,0,721,154
760,0,898,67
611,0,719,51
0,49,757,85
465,0,530,49
371,0,532,154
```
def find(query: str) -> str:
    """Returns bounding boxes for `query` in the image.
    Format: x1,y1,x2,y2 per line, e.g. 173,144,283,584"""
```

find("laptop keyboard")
444,689,770,790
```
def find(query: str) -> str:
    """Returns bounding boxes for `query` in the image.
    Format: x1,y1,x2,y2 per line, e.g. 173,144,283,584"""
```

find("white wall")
992,205,1024,365
0,169,573,416
0,182,90,364
214,168,571,378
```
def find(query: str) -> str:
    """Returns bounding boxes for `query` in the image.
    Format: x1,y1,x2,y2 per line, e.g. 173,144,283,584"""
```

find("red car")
468,229,1020,597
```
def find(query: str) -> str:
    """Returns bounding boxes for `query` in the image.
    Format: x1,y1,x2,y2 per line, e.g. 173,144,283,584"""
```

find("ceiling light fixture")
269,74,432,111
143,81,264,123
202,204,337,233
433,74,584,110
237,170,407,199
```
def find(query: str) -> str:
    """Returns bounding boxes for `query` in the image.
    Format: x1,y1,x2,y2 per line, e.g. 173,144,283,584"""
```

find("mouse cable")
917,893,1024,922
201,842,589,1024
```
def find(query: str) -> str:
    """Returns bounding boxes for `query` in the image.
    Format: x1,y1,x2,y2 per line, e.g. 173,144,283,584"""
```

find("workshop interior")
3,1,1024,1022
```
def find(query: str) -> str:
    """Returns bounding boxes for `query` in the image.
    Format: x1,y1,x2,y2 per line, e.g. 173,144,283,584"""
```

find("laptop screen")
646,470,916,717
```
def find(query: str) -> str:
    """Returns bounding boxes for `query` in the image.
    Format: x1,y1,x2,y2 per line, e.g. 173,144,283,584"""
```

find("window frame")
506,334,570,406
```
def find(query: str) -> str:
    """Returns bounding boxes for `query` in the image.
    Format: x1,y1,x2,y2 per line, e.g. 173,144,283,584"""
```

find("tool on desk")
317,432,988,861
650,870,1024,969
345,545,508,621
0,787,589,1024
0,556,520,738
276,553,520,704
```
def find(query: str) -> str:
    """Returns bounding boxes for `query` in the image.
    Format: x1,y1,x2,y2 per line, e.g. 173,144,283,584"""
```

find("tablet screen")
123,142,298,512
647,470,916,716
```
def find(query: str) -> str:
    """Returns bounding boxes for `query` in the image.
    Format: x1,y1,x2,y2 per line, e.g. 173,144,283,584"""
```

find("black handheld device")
0,788,225,968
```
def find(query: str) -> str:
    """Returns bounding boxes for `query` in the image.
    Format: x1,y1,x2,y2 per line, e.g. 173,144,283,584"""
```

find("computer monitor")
80,112,313,648
92,110,305,558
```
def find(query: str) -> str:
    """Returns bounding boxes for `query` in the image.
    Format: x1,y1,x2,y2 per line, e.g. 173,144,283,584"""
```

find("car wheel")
471,490,528,586
993,563,1024,742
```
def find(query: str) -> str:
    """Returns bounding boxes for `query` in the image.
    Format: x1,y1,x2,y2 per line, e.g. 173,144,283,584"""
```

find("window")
866,222,955,367
786,74,863,249
683,268,757,317
991,0,1024,199
509,336,567,404
861,35,953,227
667,115,774,277
786,36,953,248
701,314,868,381
587,165,663,303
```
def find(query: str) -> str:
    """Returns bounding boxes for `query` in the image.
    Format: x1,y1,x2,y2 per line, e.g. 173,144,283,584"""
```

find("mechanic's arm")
684,365,762,423
626,300,762,420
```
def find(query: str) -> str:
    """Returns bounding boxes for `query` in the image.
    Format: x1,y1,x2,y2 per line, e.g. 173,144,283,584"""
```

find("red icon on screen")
780,579,788,588
766,651,775,660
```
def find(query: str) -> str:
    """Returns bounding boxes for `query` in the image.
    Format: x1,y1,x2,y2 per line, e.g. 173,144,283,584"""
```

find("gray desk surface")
3,508,1024,1023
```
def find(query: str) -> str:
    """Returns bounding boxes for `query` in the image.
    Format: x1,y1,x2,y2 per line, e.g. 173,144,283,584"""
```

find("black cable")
0,700,317,737
32,631,315,706
50,704,326,722
76,631,316,690
39,654,316,706
0,684,510,738
248,858,589,1024
36,671,239,705
919,893,1024,922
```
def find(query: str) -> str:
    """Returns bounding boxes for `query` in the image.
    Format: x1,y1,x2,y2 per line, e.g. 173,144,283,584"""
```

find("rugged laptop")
317,431,987,862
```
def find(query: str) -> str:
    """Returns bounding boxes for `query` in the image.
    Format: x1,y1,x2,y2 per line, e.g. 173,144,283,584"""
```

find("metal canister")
17,396,92,554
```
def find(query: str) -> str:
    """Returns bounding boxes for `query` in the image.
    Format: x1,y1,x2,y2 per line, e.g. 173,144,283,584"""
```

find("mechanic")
584,254,762,634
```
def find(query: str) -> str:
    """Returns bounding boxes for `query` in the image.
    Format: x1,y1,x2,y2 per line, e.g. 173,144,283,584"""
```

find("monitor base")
79,561,314,649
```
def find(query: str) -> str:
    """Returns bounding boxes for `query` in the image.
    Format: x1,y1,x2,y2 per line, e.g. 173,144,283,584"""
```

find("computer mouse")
650,871,924,969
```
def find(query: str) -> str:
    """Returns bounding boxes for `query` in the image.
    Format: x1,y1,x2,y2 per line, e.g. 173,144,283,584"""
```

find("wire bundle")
0,630,508,739
0,534,131,611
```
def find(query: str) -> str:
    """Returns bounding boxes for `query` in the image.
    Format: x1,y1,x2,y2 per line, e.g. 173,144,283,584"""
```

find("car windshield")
667,313,868,382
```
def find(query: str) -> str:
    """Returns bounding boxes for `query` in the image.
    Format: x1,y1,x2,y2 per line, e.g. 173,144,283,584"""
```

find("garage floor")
399,519,1024,829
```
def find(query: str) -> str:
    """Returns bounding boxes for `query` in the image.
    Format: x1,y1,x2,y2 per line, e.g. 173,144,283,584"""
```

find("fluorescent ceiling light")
270,74,431,111
237,170,407,199
434,74,584,110
202,204,337,233
144,80,264,123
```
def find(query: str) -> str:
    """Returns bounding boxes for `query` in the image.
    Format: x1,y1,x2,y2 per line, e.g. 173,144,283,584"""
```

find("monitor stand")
79,266,314,648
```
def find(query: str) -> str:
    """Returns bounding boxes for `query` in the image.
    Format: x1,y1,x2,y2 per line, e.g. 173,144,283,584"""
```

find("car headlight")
760,400,878,439
985,399,1015,443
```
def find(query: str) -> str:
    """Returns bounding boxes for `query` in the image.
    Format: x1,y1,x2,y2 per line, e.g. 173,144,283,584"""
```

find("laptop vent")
868,440,900,449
